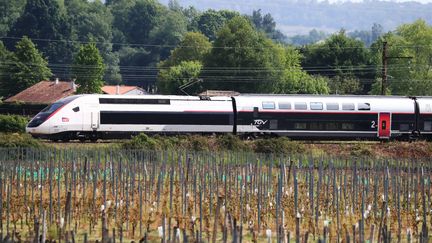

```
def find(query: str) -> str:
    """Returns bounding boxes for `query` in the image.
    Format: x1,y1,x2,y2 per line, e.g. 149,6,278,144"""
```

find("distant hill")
163,0,432,35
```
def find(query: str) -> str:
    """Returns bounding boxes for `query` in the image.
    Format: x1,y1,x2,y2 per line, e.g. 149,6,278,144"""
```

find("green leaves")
371,20,432,95
161,32,211,67
6,37,52,96
73,43,105,94
157,61,202,95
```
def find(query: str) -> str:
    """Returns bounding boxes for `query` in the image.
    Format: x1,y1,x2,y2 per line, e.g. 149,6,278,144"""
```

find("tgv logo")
253,119,268,126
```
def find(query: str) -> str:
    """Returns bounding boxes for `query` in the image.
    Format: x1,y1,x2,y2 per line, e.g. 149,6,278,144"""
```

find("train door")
91,111,99,130
378,112,391,139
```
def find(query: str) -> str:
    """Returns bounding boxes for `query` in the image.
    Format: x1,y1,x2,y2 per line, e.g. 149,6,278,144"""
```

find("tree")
157,61,202,95
302,31,373,94
8,0,76,70
0,41,13,97
0,0,26,36
249,9,286,42
73,43,105,94
117,46,158,87
370,20,432,95
181,6,200,32
160,32,211,67
149,9,187,60
289,29,327,46
278,47,330,94
110,0,166,86
65,0,121,84
205,16,328,94
110,0,164,46
204,16,280,92
196,9,239,41
327,76,361,94
5,37,52,96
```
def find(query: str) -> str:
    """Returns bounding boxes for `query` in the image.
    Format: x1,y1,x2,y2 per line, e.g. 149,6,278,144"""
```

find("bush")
122,133,160,150
216,134,250,151
185,135,212,151
0,114,28,133
254,137,305,154
350,144,373,158
0,133,43,148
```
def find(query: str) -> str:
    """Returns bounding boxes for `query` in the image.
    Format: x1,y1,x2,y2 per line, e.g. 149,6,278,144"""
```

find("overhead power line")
2,36,432,51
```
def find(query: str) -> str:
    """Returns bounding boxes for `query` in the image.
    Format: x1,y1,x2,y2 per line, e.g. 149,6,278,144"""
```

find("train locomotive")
26,94,432,141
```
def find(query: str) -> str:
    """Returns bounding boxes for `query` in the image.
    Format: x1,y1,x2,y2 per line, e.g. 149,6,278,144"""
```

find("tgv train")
26,94,432,141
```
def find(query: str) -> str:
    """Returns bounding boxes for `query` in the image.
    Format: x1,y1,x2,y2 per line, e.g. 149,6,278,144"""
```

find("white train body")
26,94,432,141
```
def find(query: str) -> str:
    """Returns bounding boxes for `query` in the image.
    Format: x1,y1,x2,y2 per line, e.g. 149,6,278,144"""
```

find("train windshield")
27,96,79,128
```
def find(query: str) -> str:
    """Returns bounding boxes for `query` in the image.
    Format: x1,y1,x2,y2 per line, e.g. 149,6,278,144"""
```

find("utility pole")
381,41,388,95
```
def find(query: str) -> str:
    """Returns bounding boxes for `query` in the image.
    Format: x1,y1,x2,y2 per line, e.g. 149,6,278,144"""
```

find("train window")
326,103,339,110
99,98,170,105
262,101,275,109
342,103,355,111
310,102,323,110
310,122,324,130
278,102,291,110
72,106,80,112
341,123,354,130
270,120,278,130
425,121,432,131
358,103,371,111
326,123,338,130
294,123,307,129
294,102,307,110
400,124,409,131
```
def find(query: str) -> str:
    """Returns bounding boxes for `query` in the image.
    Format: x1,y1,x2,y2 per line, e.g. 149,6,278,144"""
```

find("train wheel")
90,133,98,142
79,137,86,143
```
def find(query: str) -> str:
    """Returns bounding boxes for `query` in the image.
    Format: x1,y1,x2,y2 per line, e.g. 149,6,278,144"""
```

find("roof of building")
5,80,76,104
198,90,240,97
101,85,145,95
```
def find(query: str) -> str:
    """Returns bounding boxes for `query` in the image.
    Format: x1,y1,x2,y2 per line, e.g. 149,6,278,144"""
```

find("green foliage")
0,114,28,133
73,43,105,94
0,133,43,148
184,135,211,151
302,31,373,94
0,0,26,36
157,61,202,95
288,29,328,46
65,0,121,84
350,144,373,158
348,23,383,47
6,37,52,96
196,9,239,41
122,133,159,150
110,0,164,45
0,41,13,97
254,137,305,155
149,9,188,60
369,78,391,95
371,20,432,95
161,32,211,67
328,76,362,95
248,9,286,42
8,0,76,66
205,16,283,93
216,134,250,151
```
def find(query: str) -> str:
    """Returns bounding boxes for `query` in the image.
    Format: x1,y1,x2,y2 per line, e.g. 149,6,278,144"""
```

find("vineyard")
0,148,431,242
